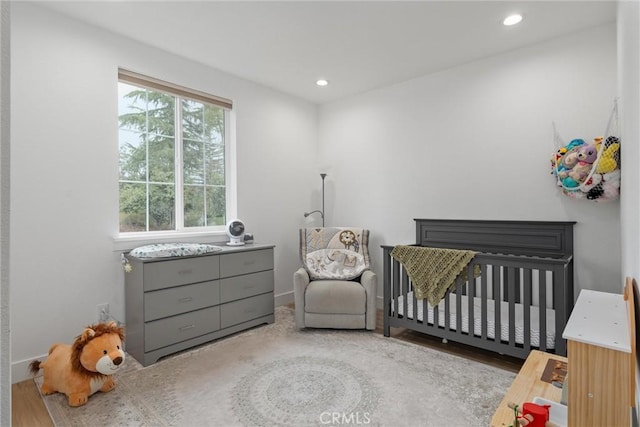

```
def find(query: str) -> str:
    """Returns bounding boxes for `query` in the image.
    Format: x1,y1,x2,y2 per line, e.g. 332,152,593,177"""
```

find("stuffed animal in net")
577,143,598,164
29,320,125,406
554,139,585,179
595,136,620,174
586,136,621,201
564,143,599,187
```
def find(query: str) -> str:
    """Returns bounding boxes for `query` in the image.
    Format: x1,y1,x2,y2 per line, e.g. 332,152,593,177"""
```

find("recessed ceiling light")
316,79,329,87
503,14,523,26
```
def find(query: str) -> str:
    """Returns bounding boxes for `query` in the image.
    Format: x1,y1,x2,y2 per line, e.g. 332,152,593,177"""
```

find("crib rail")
382,245,573,358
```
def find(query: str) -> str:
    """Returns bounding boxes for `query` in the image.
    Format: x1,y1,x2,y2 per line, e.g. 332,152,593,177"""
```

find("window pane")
119,130,146,181
184,185,205,227
148,184,175,230
148,136,175,183
147,91,175,137
118,83,147,132
206,186,226,226
204,104,224,144
183,139,204,185
182,99,203,139
119,182,146,232
205,141,225,185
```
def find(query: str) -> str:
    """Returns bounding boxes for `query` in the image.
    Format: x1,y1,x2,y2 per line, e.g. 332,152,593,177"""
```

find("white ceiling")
36,1,616,104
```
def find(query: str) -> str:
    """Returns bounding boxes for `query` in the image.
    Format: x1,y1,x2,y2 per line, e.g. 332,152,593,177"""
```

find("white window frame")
114,70,236,249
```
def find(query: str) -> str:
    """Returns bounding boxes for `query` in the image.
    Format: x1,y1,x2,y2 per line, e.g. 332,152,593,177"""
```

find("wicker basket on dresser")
124,244,275,366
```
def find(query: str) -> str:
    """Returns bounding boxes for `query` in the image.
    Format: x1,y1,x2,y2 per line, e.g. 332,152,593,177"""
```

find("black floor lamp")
304,173,327,226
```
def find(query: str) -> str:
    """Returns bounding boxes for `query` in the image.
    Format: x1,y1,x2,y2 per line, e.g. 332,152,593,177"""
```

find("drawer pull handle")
178,297,193,303
243,260,255,265
178,269,193,275
179,324,196,332
243,284,256,290
245,308,257,313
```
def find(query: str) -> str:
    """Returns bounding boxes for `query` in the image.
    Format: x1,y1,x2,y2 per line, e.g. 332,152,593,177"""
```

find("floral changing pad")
129,243,223,259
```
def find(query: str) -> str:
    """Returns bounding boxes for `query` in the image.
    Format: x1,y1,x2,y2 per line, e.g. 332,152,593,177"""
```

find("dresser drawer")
145,306,220,352
143,256,220,291
220,270,273,303
220,249,273,278
220,292,273,329
145,280,220,321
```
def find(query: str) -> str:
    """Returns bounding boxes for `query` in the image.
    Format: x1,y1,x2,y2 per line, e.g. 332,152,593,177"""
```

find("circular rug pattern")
232,356,379,426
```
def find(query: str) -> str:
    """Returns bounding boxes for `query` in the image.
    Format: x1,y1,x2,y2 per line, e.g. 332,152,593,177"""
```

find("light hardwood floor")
12,379,54,427
12,307,523,426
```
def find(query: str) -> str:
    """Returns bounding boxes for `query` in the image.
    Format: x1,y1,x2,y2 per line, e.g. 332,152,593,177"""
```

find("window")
118,70,233,234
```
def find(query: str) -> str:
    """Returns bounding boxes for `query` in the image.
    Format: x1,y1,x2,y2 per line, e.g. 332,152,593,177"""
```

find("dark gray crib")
382,219,575,358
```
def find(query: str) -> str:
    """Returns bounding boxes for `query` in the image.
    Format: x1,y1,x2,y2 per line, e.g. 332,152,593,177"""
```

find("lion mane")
70,322,125,377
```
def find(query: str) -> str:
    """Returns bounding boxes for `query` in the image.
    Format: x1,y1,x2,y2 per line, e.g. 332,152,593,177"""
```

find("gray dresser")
124,244,275,366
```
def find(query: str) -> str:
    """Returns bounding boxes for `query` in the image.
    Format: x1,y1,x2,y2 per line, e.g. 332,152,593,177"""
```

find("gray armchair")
293,227,377,330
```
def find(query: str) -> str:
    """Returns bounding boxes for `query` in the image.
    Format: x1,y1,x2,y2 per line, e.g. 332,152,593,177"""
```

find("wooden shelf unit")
561,279,636,427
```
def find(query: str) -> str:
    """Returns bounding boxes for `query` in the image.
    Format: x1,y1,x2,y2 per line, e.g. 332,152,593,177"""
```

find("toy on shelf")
29,320,125,406
507,402,559,427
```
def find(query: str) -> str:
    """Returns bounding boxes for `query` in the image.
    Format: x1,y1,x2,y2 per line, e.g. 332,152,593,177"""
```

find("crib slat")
493,265,501,344
424,298,440,327
523,268,532,353
402,269,410,322
392,258,400,319
399,266,404,318
407,276,428,324
444,285,451,333
481,264,488,340
421,296,427,327
539,269,548,352
515,267,521,304
456,275,463,336
508,267,516,347
468,262,475,338
383,248,392,336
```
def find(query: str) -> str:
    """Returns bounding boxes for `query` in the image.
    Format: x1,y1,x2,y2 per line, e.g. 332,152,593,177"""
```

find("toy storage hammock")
551,101,620,201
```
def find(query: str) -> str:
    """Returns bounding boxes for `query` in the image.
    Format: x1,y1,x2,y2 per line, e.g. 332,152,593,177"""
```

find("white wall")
0,0,11,421
318,24,621,298
617,0,640,418
619,1,640,286
10,3,317,382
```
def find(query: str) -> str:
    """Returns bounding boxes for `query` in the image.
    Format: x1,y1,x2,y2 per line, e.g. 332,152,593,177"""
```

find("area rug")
36,306,515,426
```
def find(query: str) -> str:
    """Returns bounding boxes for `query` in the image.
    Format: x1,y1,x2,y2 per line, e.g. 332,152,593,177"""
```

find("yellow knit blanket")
390,245,478,307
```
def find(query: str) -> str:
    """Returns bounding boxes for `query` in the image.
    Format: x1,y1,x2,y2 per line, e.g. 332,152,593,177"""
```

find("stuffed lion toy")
29,320,125,406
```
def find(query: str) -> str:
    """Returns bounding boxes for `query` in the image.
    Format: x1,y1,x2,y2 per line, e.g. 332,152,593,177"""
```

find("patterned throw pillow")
300,228,370,280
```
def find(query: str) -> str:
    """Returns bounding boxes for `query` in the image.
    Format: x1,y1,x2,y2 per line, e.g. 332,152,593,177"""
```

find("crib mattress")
393,292,556,349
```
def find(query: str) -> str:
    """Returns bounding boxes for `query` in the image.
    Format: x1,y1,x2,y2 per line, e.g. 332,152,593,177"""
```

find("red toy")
522,402,550,427
508,401,556,427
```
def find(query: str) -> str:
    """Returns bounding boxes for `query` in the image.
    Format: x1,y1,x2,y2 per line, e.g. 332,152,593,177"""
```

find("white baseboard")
12,354,46,384
274,290,294,306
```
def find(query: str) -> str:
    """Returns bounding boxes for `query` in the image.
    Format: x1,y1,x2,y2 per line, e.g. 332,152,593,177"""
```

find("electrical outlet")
97,303,109,322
